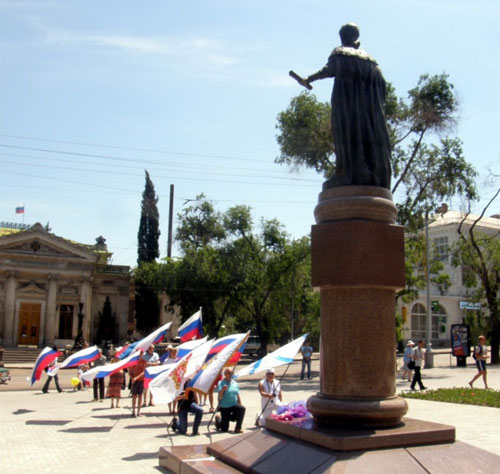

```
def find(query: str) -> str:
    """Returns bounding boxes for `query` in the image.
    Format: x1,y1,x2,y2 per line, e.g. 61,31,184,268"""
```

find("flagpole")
254,361,293,427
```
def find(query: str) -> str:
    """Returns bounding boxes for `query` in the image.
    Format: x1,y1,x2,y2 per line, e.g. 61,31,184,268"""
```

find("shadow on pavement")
125,422,168,430
92,413,132,420
13,408,35,415
122,451,158,462
26,419,71,425
59,426,113,433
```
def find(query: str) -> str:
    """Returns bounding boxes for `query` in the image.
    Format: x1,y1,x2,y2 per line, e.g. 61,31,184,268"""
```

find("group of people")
41,338,316,436
402,335,490,391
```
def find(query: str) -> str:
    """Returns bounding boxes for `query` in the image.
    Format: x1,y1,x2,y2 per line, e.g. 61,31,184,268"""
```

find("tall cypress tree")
136,170,160,333
137,170,160,264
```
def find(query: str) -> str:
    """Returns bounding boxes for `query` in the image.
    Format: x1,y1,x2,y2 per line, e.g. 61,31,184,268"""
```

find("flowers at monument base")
272,400,310,421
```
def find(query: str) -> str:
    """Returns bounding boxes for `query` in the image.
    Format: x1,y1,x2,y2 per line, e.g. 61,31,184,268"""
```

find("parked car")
243,335,261,357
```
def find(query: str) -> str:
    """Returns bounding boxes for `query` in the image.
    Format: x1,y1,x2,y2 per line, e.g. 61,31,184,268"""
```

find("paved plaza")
1,352,499,473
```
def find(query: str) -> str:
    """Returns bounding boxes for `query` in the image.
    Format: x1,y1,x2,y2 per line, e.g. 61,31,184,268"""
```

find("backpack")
472,345,482,360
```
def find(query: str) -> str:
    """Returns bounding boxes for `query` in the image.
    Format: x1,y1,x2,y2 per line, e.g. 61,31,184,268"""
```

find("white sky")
1,0,499,267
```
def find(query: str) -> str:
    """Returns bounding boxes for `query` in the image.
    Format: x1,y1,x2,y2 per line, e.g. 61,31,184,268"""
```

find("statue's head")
339,23,360,48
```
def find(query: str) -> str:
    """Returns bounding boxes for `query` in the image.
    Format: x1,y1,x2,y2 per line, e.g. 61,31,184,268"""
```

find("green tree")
452,189,500,364
133,197,317,353
137,170,160,264
135,170,160,333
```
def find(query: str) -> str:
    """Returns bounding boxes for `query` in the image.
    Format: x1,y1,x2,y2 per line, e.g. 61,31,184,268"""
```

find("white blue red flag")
148,339,213,400
49,345,100,376
205,333,247,364
149,353,192,405
234,334,307,379
81,349,142,382
186,332,249,395
29,347,61,385
177,309,203,342
159,337,208,363
144,365,171,388
117,321,172,359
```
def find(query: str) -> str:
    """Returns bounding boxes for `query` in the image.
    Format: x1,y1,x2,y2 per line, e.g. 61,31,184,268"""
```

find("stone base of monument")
158,418,500,473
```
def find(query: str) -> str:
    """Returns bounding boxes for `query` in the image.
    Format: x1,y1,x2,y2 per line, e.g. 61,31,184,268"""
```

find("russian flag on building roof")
177,309,203,342
15,206,25,214
30,347,61,386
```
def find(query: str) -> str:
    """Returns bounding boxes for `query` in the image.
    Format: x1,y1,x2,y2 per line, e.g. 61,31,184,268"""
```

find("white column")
3,271,18,347
44,274,58,345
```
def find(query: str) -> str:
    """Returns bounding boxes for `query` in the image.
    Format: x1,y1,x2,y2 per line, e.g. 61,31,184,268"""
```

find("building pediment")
17,281,48,296
0,223,98,263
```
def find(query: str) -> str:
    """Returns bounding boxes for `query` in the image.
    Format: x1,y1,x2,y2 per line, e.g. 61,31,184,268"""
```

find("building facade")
0,222,132,349
401,210,500,347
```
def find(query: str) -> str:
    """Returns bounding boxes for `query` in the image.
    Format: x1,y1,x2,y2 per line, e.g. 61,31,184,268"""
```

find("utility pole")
424,209,433,368
167,184,174,258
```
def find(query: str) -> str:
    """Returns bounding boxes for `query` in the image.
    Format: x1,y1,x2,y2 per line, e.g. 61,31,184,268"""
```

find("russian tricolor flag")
15,206,25,214
30,347,61,385
205,334,247,363
81,350,142,383
144,365,172,388
178,309,203,342
50,345,101,376
116,321,172,360
186,332,249,395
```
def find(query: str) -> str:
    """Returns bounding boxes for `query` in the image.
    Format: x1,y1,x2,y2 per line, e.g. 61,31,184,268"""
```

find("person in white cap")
257,368,282,426
402,340,415,381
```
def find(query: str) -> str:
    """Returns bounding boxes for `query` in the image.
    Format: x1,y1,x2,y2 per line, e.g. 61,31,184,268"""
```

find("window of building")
58,304,74,339
433,236,449,261
411,302,448,340
410,303,426,340
432,304,447,339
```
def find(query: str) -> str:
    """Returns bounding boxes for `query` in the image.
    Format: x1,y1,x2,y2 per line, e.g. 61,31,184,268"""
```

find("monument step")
159,444,241,474
163,428,500,473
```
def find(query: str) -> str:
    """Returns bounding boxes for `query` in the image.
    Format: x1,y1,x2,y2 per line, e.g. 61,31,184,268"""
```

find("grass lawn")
402,387,500,408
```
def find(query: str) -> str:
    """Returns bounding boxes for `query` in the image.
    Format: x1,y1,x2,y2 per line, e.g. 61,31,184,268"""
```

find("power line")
0,152,319,185
0,134,273,163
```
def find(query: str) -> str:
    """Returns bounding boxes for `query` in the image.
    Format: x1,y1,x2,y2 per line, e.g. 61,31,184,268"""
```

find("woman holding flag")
257,368,282,426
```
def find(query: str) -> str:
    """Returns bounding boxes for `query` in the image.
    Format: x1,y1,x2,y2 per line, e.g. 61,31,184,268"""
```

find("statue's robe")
309,46,392,189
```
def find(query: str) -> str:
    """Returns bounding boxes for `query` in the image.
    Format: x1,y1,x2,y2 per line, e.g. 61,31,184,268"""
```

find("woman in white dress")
257,368,282,426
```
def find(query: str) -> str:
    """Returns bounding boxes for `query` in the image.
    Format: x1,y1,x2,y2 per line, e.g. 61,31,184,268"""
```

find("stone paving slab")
0,354,499,472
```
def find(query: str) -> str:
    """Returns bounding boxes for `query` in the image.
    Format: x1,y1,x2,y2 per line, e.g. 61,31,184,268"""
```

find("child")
106,358,125,408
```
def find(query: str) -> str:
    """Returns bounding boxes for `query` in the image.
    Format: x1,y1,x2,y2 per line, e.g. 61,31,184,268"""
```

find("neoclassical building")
400,209,500,346
0,222,132,349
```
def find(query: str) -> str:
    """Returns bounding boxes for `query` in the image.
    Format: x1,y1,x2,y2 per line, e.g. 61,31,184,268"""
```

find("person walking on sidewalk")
410,340,427,391
469,335,489,389
300,339,313,380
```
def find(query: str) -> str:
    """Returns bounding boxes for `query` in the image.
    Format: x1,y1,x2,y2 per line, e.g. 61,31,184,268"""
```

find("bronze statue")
291,23,391,189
